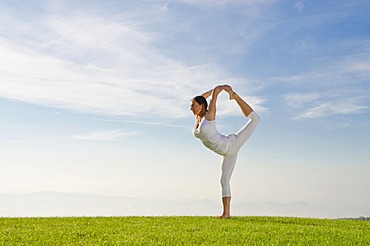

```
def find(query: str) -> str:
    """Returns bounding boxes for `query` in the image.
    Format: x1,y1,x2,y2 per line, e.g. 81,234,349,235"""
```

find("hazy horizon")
2,190,367,219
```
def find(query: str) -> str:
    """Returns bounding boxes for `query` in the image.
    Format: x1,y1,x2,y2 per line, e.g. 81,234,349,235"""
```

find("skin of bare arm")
205,85,232,121
201,89,213,99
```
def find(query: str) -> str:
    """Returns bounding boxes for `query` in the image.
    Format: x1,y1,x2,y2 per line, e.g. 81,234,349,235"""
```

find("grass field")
1,216,369,245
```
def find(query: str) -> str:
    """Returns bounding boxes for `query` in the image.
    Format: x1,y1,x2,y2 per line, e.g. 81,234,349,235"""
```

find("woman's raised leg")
228,90,253,117
227,91,260,154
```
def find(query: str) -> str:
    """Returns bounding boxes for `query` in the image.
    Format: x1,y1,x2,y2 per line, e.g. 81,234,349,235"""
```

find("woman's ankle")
228,90,237,100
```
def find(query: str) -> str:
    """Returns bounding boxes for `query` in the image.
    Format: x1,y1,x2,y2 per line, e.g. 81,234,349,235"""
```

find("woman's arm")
201,89,213,99
205,85,225,121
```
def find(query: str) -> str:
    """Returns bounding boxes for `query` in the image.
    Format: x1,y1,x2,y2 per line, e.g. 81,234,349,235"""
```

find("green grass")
1,216,369,245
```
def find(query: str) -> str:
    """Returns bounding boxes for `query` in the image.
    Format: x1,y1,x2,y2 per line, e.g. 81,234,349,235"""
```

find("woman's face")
190,99,202,116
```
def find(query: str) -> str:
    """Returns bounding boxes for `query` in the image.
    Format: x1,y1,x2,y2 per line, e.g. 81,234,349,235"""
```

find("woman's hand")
222,85,232,92
206,84,232,121
212,85,224,94
213,85,232,94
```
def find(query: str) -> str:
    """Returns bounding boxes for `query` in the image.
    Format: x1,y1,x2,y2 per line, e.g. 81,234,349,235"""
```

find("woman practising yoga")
191,85,260,218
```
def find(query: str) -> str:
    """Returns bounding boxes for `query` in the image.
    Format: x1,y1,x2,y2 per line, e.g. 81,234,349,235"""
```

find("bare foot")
228,90,236,100
218,214,230,219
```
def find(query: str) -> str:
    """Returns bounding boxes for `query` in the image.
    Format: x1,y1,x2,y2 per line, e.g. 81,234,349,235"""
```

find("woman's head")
190,95,208,116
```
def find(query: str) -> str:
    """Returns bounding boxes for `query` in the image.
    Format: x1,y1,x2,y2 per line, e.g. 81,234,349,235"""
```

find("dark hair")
193,95,208,111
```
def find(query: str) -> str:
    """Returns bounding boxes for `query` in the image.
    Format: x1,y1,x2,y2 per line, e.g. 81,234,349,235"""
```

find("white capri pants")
220,111,260,197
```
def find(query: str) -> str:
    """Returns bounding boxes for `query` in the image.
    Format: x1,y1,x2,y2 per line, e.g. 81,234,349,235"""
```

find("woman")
190,85,260,218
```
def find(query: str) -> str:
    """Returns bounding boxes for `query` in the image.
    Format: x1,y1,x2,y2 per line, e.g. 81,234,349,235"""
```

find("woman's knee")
220,176,229,187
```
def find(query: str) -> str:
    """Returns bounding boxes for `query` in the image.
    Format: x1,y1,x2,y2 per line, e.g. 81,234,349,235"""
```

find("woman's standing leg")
221,197,231,219
220,153,238,218
218,90,260,219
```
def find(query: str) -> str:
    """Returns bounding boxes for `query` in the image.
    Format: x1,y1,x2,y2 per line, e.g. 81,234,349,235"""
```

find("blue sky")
1,0,369,217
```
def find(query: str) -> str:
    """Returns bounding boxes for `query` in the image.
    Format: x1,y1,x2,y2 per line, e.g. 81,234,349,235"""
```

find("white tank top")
193,118,230,155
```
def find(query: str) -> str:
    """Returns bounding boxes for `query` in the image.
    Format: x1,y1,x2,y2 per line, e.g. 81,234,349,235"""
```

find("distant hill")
0,191,368,218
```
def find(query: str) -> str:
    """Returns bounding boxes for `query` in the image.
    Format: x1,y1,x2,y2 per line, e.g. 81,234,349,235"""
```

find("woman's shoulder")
203,117,216,123
205,112,216,122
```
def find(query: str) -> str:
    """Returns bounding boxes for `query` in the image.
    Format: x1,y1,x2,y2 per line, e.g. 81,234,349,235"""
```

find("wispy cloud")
294,0,305,14
0,2,266,120
69,129,139,141
287,95,368,120
280,38,370,120
283,85,369,120
217,94,268,117
178,0,275,8
282,72,369,119
284,92,320,109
